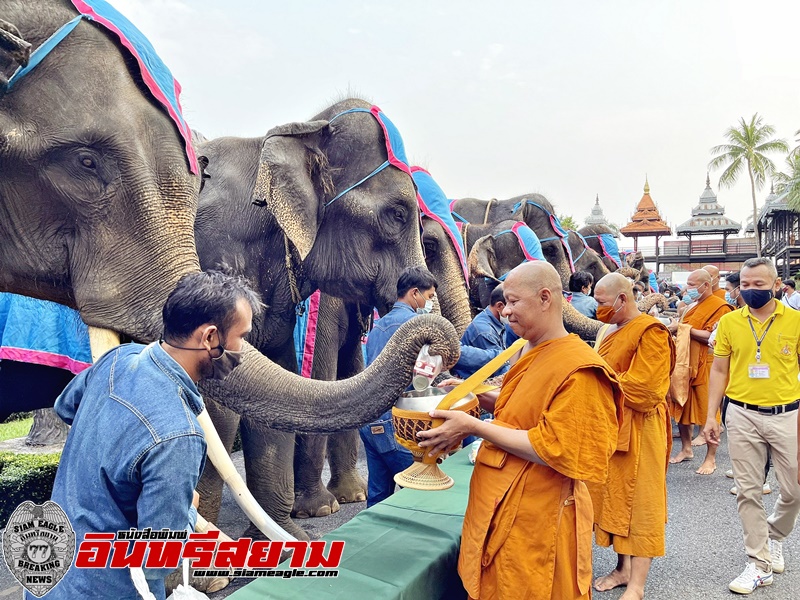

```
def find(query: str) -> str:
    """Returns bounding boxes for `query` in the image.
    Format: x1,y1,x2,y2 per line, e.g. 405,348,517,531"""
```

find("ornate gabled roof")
676,174,741,235
585,194,608,225
757,182,791,223
620,177,671,237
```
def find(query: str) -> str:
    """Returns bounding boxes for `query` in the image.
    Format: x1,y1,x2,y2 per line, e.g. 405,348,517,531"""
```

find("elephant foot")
243,520,310,542
327,471,367,504
165,568,231,595
292,485,341,519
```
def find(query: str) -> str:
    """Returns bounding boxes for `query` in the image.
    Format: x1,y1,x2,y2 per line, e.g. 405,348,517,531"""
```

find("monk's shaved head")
595,273,635,301
687,269,711,285
507,261,563,296
702,265,719,279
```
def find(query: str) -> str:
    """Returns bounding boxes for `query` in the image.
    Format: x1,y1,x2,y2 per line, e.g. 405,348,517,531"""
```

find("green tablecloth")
229,450,474,599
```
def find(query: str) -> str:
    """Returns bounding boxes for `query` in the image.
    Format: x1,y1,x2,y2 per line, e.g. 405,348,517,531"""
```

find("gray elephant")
566,230,611,285
192,99,458,538
1,0,461,545
579,224,625,272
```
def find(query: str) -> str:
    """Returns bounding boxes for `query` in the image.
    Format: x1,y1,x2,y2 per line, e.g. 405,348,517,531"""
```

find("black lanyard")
747,315,776,363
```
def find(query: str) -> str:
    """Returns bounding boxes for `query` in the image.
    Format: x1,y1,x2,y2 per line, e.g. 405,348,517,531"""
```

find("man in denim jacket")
37,271,260,600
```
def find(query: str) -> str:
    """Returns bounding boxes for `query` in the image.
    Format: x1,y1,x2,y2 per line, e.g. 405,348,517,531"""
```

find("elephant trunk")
429,247,471,337
201,314,461,433
562,301,602,341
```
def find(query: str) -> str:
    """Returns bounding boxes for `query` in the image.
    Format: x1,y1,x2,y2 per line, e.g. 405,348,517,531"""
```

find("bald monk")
703,264,727,301
590,274,675,599
418,261,624,600
668,269,732,474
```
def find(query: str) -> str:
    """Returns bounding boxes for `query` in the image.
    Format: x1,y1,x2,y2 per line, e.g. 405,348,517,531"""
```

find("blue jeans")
359,413,414,507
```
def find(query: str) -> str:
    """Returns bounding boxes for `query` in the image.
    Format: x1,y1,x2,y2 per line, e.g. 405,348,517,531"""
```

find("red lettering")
305,541,345,568
143,541,183,570
213,538,251,568
109,541,147,569
75,534,114,568
284,541,308,568
246,541,283,569
182,531,220,568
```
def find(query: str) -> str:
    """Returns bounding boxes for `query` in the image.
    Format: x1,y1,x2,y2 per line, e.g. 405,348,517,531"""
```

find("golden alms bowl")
392,386,480,490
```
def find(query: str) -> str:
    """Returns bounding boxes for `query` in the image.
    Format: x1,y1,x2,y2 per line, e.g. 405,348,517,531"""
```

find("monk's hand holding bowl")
702,417,720,447
417,409,477,457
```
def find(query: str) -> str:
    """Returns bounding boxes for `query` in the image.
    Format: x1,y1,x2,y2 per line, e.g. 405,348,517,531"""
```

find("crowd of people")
36,256,800,599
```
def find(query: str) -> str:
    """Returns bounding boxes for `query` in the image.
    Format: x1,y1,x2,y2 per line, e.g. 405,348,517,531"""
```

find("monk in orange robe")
669,269,732,474
703,264,728,302
418,261,624,600
589,273,675,600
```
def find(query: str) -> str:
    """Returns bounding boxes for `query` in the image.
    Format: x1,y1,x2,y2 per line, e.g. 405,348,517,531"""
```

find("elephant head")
578,224,624,272
567,230,610,286
248,100,425,316
0,1,201,342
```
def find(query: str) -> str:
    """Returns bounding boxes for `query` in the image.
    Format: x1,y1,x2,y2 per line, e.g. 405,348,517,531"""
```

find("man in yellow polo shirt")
704,257,800,595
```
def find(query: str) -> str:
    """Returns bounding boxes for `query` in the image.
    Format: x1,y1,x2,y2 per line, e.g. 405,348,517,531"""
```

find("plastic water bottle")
412,344,443,390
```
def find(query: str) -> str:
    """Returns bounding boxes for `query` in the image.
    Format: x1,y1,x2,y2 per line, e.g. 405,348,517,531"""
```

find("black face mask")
740,289,774,310
162,334,245,380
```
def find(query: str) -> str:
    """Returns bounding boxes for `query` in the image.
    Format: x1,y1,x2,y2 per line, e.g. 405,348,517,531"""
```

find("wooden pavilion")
757,184,800,278
620,178,671,270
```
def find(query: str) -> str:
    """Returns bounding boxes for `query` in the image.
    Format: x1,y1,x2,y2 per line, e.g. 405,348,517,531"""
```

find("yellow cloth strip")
434,337,527,412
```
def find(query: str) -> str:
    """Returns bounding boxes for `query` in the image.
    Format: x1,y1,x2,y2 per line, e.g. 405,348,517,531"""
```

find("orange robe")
671,295,732,425
458,334,624,600
589,314,675,557
713,288,727,301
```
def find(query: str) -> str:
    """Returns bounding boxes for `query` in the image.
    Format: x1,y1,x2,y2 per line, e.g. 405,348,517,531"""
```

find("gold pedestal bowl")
392,386,480,491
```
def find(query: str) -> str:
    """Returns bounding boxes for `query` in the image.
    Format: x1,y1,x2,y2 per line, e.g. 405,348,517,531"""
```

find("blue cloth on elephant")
494,222,546,280
33,342,207,600
649,270,659,294
0,293,91,374
360,302,417,507
412,167,470,286
452,308,508,379
570,291,599,318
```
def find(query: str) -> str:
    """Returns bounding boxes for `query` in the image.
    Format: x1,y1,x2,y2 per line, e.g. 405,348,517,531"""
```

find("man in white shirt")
781,279,800,310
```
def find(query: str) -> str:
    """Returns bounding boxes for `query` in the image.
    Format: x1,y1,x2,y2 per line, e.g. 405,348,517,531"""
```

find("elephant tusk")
87,326,121,362
196,410,298,542
87,328,296,542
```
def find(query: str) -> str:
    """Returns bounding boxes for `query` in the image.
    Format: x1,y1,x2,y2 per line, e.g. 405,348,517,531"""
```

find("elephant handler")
360,266,495,507
35,271,261,600
589,273,675,600
417,261,624,600
703,257,800,595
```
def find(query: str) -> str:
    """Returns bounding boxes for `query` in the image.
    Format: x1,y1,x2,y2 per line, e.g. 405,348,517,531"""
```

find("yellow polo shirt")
714,301,800,406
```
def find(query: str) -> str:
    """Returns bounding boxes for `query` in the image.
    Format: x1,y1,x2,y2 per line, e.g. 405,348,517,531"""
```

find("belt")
727,398,800,415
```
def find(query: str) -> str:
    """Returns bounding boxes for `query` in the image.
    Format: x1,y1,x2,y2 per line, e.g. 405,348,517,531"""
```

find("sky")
114,0,800,248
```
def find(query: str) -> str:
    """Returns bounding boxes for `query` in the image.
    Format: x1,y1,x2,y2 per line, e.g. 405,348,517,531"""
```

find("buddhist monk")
417,261,624,600
703,264,727,301
668,269,732,474
590,273,675,600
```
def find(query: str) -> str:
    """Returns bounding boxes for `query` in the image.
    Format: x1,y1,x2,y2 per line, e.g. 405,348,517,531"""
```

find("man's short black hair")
163,270,263,343
490,284,505,306
726,271,740,287
785,279,796,290
397,266,437,298
568,271,594,293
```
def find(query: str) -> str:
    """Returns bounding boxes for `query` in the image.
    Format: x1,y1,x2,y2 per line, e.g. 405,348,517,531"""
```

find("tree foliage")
558,214,578,230
708,113,789,257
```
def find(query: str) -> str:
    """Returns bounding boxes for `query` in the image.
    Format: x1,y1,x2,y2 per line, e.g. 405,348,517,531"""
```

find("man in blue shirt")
453,285,509,379
360,266,437,507
568,270,598,318
38,271,260,600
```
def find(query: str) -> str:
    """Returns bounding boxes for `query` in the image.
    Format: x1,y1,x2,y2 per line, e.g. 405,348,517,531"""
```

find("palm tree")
558,214,578,230
708,113,788,257
773,149,800,210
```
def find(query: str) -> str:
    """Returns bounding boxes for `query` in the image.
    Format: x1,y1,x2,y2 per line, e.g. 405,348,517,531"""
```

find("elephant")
1,0,461,545
192,99,463,538
579,224,624,272
566,230,611,285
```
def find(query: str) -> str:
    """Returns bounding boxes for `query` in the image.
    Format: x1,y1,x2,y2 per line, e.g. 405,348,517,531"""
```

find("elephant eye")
394,209,406,223
79,155,97,170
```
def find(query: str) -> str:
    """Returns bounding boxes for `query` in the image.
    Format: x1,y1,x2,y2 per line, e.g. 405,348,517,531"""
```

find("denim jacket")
452,307,509,379
570,291,599,318
35,342,207,600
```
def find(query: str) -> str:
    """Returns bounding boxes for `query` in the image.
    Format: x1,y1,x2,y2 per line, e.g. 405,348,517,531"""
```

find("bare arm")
702,356,730,446
689,328,712,344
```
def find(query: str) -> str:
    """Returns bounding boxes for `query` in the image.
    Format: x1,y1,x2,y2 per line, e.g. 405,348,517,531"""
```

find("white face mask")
500,315,510,326
414,289,434,314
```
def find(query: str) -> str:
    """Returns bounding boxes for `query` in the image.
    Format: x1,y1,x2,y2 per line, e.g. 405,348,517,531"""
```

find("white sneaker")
770,539,784,574
729,484,772,496
729,562,773,594
726,468,735,478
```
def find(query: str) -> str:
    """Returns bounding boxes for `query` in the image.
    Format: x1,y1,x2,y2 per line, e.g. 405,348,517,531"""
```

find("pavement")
2,430,799,599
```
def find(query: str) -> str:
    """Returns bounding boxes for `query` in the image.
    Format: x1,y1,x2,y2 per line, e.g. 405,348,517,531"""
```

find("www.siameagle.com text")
193,568,339,578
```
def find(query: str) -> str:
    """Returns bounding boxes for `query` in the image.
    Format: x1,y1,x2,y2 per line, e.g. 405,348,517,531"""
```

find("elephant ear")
469,234,499,280
252,120,330,260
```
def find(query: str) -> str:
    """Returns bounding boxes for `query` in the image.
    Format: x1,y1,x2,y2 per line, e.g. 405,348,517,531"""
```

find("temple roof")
676,174,741,235
585,194,608,226
757,183,791,223
620,177,672,237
